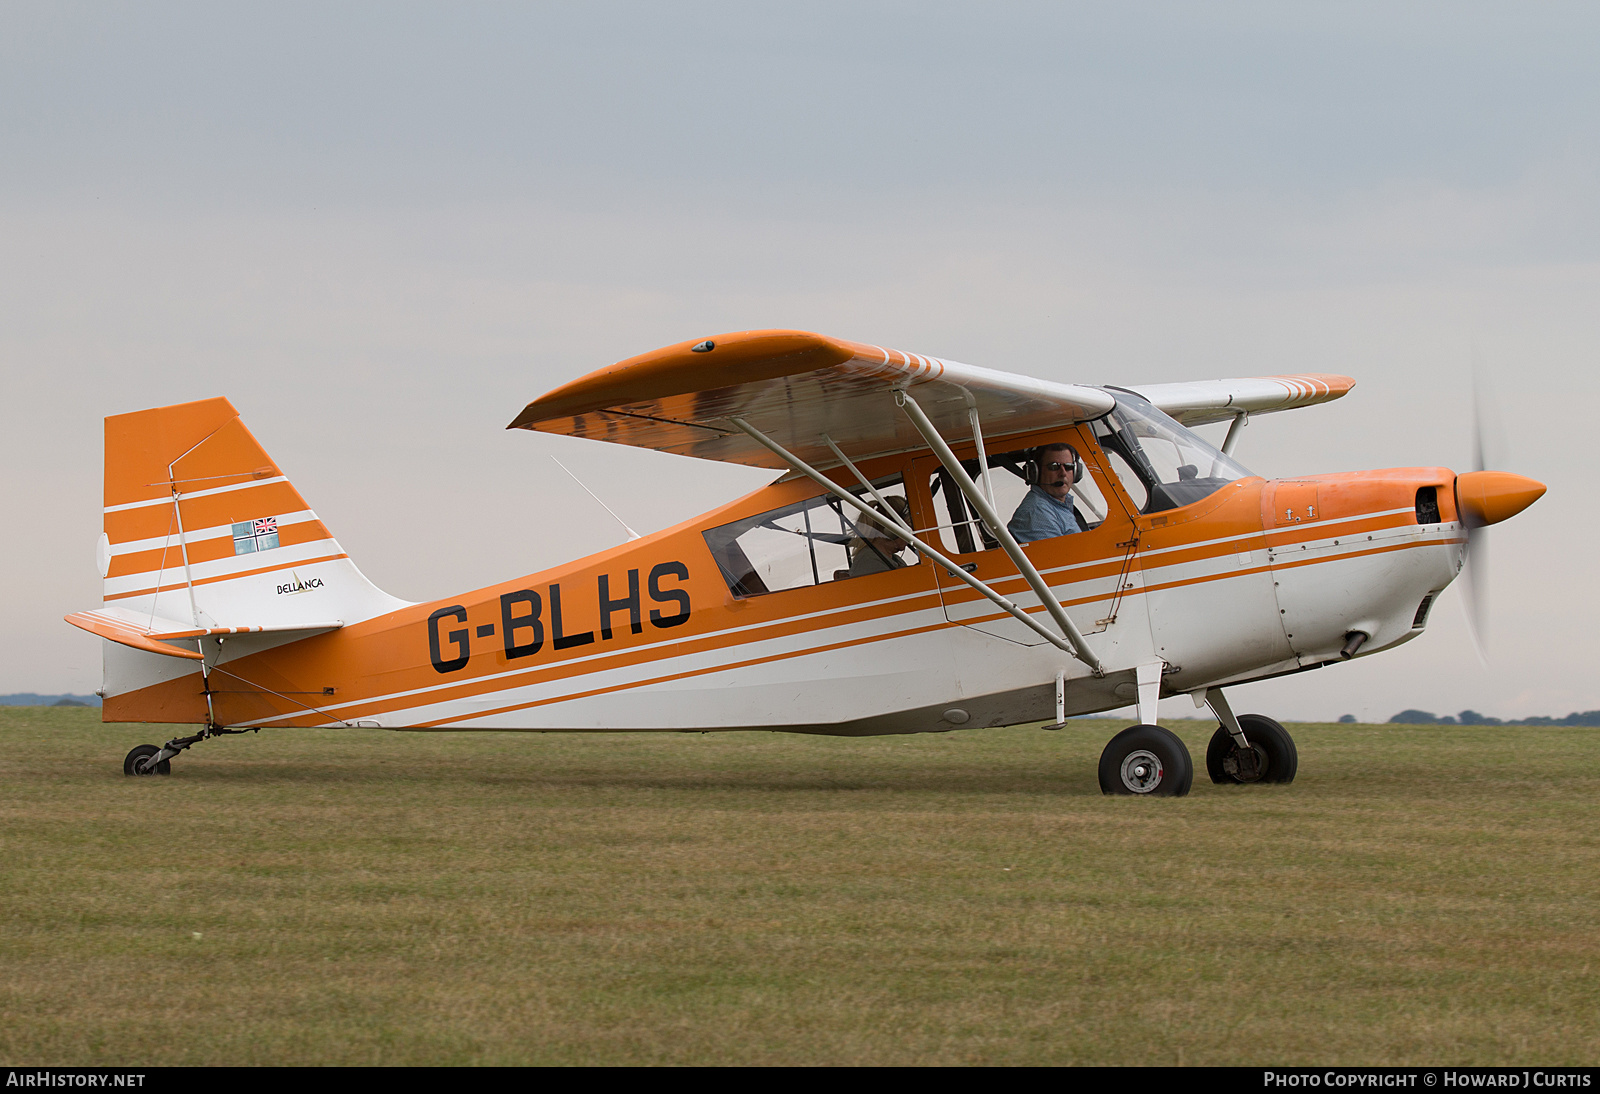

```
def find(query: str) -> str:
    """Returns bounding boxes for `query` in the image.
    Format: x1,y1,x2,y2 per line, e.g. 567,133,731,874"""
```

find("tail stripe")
105,481,312,543
107,515,333,580
109,509,320,558
104,538,348,598
103,550,351,602
103,475,290,514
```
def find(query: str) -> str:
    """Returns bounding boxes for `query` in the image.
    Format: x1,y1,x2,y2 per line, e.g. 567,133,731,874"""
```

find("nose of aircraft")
1455,470,1546,528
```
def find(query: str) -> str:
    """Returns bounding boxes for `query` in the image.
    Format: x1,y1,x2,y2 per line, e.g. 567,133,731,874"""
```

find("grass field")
2,706,1597,1066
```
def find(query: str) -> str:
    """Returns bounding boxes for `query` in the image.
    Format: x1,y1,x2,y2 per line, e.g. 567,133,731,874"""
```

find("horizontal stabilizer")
66,607,343,661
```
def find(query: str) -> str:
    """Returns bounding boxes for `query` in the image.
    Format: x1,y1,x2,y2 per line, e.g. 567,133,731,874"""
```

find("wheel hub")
1119,749,1165,793
1223,743,1268,782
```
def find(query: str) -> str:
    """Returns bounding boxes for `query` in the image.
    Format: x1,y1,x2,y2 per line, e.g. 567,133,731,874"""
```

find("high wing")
1117,375,1355,427
509,329,1116,470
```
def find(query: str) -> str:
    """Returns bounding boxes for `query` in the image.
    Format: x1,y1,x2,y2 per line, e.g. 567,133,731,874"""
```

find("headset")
1024,444,1085,487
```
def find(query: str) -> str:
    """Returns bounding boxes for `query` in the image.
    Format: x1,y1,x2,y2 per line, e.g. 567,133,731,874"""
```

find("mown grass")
1,706,1596,1066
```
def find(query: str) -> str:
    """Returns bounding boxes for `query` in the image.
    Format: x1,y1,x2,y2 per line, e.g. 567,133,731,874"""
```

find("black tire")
1205,714,1297,785
1098,724,1193,797
123,744,171,776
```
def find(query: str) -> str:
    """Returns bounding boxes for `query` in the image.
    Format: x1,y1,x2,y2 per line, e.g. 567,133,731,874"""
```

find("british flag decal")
232,516,281,555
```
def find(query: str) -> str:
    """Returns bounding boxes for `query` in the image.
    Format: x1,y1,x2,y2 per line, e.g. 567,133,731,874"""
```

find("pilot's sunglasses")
1042,461,1075,473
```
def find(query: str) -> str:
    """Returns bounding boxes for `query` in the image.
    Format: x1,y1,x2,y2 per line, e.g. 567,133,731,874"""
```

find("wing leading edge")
509,329,1116,471
510,330,1355,468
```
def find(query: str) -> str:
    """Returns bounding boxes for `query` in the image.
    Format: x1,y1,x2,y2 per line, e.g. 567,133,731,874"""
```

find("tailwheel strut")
122,725,259,775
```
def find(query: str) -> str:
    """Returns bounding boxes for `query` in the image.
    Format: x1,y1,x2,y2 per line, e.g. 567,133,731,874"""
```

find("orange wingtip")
1266,374,1357,401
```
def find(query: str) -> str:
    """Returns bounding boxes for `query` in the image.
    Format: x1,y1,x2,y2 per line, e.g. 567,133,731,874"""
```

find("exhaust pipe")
1340,631,1368,660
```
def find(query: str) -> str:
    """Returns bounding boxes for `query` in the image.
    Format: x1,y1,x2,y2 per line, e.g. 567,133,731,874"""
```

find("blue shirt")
1007,485,1082,544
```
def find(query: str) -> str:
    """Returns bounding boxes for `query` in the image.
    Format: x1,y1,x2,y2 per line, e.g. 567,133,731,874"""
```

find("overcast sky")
4,2,1596,721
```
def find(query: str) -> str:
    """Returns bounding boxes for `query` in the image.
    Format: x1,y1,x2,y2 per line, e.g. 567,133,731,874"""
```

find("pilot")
1007,443,1083,544
847,495,915,576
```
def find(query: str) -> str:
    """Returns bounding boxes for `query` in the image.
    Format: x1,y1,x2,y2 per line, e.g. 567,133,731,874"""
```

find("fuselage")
107,413,1467,736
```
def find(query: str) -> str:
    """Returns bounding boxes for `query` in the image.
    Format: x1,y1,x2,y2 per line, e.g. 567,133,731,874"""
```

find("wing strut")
893,388,1105,675
727,417,1096,665
963,390,998,509
1221,410,1248,456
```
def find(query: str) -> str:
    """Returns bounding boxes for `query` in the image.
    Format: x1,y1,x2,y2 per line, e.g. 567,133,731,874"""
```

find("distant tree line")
1388,709,1600,727
0,693,101,707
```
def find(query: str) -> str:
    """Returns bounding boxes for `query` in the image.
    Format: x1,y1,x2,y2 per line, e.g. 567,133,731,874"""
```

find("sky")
3,1,1597,722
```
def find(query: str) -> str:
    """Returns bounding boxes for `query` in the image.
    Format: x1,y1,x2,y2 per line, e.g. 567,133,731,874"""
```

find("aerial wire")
550,456,642,541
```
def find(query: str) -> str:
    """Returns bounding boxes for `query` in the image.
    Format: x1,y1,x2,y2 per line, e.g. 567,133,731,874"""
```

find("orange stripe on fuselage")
282,530,1456,730
942,530,1460,636
409,614,952,729
248,518,1454,730
117,462,1456,730
229,580,953,727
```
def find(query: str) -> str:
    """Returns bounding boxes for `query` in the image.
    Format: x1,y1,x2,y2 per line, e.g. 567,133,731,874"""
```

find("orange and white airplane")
66,329,1546,795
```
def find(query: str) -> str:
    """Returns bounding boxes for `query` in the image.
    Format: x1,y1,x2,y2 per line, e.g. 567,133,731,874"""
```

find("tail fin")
68,397,409,722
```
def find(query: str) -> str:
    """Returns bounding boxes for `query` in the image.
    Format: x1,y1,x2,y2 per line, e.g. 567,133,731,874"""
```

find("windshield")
1091,393,1254,514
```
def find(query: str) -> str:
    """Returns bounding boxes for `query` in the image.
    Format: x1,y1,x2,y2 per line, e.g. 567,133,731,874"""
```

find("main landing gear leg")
1201,687,1297,785
1098,662,1194,797
123,725,258,776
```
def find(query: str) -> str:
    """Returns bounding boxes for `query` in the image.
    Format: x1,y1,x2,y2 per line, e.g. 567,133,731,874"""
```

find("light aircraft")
66,329,1546,795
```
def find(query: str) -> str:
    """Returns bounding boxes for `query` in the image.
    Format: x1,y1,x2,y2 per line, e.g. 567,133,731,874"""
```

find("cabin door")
909,432,1147,651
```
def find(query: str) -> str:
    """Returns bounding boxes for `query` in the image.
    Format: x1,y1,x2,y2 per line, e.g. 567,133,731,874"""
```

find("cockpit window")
1092,393,1254,514
704,475,918,597
926,448,1109,555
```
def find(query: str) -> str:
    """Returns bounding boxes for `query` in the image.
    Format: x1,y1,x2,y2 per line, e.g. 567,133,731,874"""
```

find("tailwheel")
123,744,171,776
1206,714,1297,785
1098,724,1193,797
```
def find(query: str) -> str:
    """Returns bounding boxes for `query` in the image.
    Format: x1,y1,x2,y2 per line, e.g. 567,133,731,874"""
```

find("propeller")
1460,371,1492,660
1455,358,1545,660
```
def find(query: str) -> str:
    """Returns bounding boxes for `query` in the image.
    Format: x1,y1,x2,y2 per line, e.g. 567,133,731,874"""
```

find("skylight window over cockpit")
1092,393,1254,514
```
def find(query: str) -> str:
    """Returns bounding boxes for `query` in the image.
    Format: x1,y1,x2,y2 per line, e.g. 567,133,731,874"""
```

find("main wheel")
1206,714,1297,785
123,744,171,776
1098,725,1193,797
